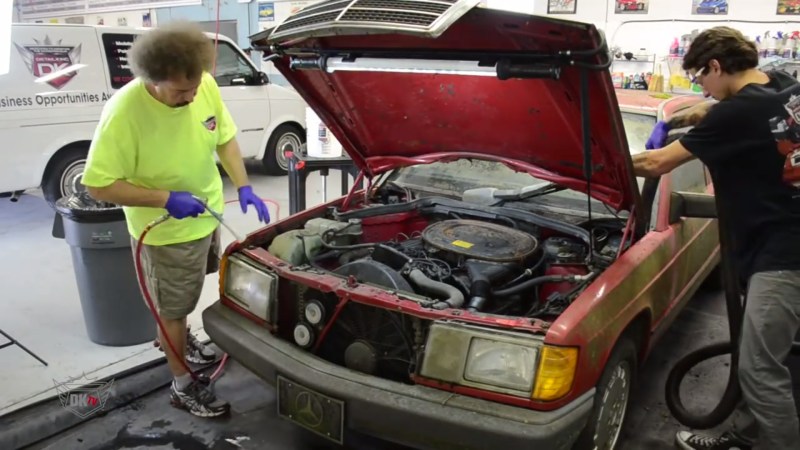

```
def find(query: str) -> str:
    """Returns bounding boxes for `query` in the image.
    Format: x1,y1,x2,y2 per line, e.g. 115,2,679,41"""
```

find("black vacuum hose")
663,196,800,429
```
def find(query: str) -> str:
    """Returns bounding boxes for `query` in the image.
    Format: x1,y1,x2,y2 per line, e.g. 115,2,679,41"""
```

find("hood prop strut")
580,67,596,265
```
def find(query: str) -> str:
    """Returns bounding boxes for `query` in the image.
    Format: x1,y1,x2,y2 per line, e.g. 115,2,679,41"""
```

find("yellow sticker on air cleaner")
451,240,474,249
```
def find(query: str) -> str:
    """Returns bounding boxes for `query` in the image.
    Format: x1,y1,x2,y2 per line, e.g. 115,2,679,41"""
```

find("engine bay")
266,195,629,320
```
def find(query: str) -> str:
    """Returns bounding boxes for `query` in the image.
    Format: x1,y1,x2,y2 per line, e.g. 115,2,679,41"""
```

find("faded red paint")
265,8,639,212
221,6,721,423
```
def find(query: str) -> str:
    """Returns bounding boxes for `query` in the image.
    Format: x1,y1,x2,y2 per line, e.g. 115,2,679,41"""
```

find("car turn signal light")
531,345,578,401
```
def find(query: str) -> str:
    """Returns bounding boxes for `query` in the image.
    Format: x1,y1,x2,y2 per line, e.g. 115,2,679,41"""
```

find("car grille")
268,0,478,42
285,283,422,384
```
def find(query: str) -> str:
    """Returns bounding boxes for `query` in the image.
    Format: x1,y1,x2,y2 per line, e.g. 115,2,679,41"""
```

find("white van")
1,23,307,206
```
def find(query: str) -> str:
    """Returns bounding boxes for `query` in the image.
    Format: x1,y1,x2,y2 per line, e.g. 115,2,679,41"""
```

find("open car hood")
251,1,640,213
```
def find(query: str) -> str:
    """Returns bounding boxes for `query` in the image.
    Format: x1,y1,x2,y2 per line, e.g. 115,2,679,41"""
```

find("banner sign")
17,0,202,19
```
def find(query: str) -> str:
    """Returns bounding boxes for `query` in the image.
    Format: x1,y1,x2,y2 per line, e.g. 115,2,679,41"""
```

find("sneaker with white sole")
185,330,216,364
675,430,752,450
153,328,216,365
169,378,230,418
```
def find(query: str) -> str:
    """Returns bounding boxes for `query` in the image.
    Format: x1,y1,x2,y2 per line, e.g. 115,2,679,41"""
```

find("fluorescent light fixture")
0,0,12,76
324,57,497,77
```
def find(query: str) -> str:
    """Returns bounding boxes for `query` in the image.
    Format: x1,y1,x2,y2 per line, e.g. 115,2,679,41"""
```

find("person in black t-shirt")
632,26,800,450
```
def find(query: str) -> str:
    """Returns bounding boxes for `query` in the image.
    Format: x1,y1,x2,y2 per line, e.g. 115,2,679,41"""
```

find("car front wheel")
263,124,306,176
573,337,637,450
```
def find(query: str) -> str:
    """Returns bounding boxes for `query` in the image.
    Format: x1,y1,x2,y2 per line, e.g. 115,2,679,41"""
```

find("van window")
100,33,255,89
214,42,255,86
101,33,137,89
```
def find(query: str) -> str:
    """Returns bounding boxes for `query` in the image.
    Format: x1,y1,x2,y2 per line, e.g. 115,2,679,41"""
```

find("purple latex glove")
165,191,205,219
645,120,670,150
238,185,270,223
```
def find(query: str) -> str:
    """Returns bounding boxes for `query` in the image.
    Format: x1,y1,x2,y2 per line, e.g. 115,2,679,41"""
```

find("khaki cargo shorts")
131,227,221,320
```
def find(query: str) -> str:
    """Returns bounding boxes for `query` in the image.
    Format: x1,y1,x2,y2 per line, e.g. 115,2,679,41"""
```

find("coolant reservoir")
267,218,362,266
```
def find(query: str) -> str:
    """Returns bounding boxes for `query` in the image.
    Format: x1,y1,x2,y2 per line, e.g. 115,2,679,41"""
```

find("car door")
648,158,719,337
212,40,271,159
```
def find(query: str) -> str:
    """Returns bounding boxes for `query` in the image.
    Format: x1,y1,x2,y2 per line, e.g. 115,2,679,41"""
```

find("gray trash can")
53,192,155,346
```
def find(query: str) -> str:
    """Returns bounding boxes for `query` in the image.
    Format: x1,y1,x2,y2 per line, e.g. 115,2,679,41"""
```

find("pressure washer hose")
133,197,274,383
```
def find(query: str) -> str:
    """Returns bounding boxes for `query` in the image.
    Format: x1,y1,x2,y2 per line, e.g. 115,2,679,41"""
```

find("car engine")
267,197,626,319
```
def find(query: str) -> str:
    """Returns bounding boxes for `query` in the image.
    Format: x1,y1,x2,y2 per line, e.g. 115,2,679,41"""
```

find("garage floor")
3,166,800,450
21,284,800,450
0,165,345,416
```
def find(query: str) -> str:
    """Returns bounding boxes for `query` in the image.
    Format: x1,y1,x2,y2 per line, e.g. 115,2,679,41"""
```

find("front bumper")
203,302,595,450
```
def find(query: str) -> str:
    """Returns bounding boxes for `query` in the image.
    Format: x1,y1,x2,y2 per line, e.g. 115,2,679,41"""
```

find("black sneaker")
675,431,752,450
169,379,230,418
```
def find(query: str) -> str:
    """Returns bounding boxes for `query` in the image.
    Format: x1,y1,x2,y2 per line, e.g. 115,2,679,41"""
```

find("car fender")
542,239,663,399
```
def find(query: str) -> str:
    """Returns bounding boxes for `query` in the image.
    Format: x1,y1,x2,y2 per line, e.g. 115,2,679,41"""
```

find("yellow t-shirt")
81,72,236,246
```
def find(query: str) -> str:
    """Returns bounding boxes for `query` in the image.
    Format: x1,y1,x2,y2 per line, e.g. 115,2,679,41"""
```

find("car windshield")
386,111,656,215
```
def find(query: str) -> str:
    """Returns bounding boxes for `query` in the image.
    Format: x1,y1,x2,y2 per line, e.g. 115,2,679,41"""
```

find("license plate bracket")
276,375,345,444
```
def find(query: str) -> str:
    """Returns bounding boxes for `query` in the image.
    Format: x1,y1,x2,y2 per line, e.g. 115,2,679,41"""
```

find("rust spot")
346,275,358,288
439,83,456,97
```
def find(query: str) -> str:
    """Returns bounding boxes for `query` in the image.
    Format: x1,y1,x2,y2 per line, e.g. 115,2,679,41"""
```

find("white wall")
19,9,157,27
488,0,800,79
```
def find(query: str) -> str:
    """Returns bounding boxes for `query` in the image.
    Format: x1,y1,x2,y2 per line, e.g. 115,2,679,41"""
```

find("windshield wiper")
462,182,566,206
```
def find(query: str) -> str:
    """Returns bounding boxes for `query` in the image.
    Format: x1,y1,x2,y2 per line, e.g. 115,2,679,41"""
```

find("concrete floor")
18,285,800,450
0,163,347,416
3,163,800,449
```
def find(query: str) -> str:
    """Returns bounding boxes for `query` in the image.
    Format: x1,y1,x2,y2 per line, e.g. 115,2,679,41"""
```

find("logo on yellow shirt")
203,115,217,132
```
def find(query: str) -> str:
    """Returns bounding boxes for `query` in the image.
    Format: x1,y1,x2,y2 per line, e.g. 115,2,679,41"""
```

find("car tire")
262,123,306,176
572,337,637,450
42,145,89,208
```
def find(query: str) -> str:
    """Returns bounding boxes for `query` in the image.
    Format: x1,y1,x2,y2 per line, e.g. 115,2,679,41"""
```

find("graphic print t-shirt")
679,70,800,280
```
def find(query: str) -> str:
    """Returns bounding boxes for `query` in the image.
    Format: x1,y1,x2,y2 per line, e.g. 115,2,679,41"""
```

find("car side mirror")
257,71,269,85
669,191,717,224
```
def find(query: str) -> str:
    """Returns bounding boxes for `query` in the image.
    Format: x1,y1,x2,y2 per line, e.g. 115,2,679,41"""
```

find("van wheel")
43,146,88,207
263,124,305,176
572,338,637,450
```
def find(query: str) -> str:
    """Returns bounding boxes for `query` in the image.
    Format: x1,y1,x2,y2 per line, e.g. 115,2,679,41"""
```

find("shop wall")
526,0,800,55
17,8,157,27
487,0,800,88
155,0,257,50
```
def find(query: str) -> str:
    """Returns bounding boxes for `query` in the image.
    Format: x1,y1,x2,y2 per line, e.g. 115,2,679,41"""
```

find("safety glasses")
688,66,706,85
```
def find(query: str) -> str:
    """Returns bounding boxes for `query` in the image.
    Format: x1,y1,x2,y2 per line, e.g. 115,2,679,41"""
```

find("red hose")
134,218,202,381
133,197,278,383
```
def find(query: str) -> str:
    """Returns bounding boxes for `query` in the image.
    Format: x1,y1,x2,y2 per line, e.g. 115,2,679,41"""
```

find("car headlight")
223,255,278,322
420,322,540,397
464,337,537,392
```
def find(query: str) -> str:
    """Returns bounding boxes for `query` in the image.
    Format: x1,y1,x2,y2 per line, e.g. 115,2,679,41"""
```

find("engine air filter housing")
421,219,538,263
